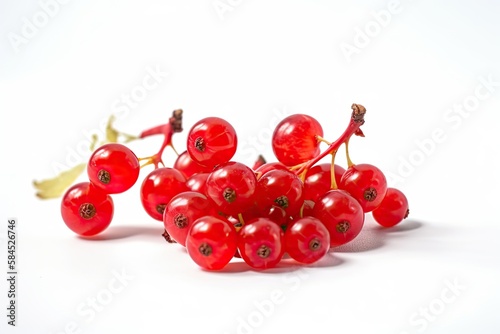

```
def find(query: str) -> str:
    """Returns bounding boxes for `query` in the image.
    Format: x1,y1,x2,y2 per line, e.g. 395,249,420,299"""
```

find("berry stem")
316,136,332,145
330,150,339,190
138,109,183,168
294,104,366,178
139,124,168,138
345,137,355,168
237,213,245,228
299,202,305,218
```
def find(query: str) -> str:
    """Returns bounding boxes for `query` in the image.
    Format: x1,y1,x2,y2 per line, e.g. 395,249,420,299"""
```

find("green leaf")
33,163,86,199
106,115,119,143
105,114,138,143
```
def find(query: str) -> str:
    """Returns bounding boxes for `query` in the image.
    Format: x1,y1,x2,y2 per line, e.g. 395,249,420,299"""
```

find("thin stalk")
294,104,366,177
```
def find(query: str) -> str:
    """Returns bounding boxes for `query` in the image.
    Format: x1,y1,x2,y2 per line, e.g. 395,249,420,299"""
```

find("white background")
1,0,500,333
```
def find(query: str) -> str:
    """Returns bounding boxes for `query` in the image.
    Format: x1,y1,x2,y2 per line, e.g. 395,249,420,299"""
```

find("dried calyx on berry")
162,230,177,243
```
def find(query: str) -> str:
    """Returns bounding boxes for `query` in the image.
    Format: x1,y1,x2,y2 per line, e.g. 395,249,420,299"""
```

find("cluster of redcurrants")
61,104,409,271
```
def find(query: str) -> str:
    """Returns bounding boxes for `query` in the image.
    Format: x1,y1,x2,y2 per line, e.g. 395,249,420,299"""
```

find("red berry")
301,200,315,217
174,150,211,178
287,200,315,228
61,182,114,236
205,161,257,216
256,169,304,216
303,163,345,202
285,216,330,264
186,216,237,270
187,117,237,169
164,191,217,246
185,172,210,195
238,203,261,225
262,205,288,228
372,188,409,227
339,163,387,213
238,218,285,269
140,167,188,221
272,114,323,166
254,162,288,179
312,189,364,248
87,143,140,194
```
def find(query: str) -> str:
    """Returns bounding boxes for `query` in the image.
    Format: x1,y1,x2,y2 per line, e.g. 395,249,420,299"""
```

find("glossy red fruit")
303,163,346,202
238,204,261,225
372,188,409,227
186,216,237,270
238,218,285,269
272,114,323,166
61,182,114,236
256,169,304,216
285,216,330,264
174,150,211,178
185,172,210,195
287,200,315,228
339,163,387,213
164,191,217,246
301,200,315,217
140,168,188,221
187,117,237,169
254,162,288,180
312,189,364,248
205,161,257,216
87,143,140,194
261,205,288,228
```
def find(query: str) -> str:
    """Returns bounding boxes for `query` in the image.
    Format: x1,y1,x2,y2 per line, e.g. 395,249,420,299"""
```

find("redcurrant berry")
339,163,387,213
262,205,288,228
186,216,237,270
140,167,188,221
238,218,285,269
87,143,140,194
61,182,114,236
312,189,364,248
164,191,217,246
272,114,323,166
372,188,409,227
185,172,210,195
256,169,304,216
187,117,237,169
303,163,345,202
285,216,330,264
254,162,288,180
174,150,211,178
301,200,315,217
205,161,257,216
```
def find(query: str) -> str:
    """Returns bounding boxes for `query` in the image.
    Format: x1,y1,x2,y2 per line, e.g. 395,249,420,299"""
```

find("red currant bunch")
55,104,410,271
